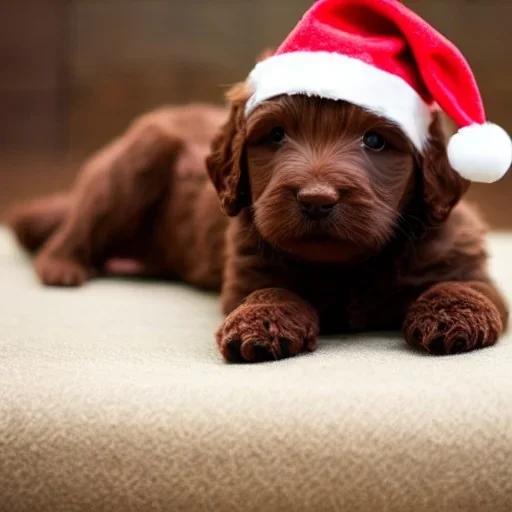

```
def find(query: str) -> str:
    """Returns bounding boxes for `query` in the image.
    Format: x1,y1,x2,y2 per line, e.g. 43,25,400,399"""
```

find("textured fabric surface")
1,227,512,512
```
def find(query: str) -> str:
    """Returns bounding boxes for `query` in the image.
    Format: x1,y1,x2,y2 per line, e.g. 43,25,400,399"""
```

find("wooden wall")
0,0,511,225
0,0,67,152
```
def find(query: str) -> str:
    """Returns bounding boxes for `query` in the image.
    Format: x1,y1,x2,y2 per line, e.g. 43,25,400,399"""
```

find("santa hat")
245,0,512,183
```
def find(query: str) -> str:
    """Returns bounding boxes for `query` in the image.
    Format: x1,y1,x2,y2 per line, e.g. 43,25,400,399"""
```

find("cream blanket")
1,228,511,512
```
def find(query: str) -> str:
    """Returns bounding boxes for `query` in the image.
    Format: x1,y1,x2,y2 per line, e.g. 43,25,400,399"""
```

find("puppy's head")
207,85,469,263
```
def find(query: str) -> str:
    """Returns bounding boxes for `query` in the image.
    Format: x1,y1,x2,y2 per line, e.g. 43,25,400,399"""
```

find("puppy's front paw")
35,254,91,287
403,283,502,355
217,302,319,363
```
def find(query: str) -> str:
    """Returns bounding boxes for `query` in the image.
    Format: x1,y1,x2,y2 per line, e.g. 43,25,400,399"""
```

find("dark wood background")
1,0,511,228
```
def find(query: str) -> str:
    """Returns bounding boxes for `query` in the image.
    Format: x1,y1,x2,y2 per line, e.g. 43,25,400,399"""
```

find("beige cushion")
1,227,511,512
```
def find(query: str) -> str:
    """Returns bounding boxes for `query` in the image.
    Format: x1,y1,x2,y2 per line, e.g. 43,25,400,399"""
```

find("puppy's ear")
420,113,470,225
206,82,251,216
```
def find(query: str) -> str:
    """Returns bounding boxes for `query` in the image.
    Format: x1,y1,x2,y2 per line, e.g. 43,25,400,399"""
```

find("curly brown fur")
217,288,319,363
403,282,504,355
5,69,509,363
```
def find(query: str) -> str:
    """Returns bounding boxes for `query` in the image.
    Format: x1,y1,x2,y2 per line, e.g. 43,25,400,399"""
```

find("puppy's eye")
269,126,286,145
363,132,386,152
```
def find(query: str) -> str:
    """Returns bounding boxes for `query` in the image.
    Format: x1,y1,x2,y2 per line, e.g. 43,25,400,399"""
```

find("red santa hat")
245,0,512,183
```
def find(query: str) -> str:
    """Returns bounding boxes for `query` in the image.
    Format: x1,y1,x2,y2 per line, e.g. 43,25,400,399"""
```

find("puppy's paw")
217,302,319,363
35,254,91,287
403,283,502,355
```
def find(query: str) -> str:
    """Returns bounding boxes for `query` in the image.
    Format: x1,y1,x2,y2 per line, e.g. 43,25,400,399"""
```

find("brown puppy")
6,84,508,362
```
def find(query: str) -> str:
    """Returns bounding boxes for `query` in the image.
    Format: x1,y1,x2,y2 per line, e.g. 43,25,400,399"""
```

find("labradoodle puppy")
6,83,508,362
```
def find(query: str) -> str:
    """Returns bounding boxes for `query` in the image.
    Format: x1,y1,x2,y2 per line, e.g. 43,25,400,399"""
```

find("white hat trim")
245,51,433,152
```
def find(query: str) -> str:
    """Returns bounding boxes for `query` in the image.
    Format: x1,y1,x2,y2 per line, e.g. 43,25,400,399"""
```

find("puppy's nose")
297,185,339,219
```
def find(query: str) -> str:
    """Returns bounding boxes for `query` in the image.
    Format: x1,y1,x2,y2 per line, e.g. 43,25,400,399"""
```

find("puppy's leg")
5,193,71,252
216,288,319,363
35,123,182,286
403,281,508,355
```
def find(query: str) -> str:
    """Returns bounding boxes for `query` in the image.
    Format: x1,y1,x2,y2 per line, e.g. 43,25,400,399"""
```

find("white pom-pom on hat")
447,123,512,183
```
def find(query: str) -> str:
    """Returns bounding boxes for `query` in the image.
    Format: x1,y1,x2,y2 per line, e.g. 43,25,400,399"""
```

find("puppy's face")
244,96,415,262
207,88,468,264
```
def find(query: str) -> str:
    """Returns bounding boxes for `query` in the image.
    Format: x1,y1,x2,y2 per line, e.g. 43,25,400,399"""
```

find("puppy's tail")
4,193,71,252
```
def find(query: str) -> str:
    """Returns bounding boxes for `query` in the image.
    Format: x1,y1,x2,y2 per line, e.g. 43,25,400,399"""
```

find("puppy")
6,81,508,362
